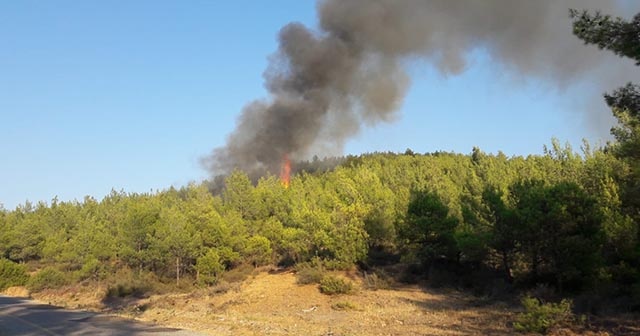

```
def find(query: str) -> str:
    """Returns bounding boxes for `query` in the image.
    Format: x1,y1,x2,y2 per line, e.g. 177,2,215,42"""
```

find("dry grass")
130,271,516,335
26,283,107,310
8,271,640,336
2,286,31,298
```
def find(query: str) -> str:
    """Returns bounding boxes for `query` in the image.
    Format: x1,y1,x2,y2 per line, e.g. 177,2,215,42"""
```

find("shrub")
322,259,353,271
209,280,241,294
0,258,29,290
320,275,354,295
104,268,154,299
196,249,225,286
399,263,425,284
74,258,107,282
514,296,573,334
244,235,273,267
427,264,458,288
295,259,326,285
530,283,557,303
363,271,390,290
221,264,254,283
331,301,359,311
28,267,68,291
105,281,150,298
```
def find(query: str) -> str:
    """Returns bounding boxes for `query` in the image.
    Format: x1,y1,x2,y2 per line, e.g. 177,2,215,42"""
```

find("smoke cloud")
203,0,640,177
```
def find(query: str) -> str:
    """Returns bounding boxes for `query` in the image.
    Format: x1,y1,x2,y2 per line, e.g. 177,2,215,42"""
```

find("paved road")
0,295,203,336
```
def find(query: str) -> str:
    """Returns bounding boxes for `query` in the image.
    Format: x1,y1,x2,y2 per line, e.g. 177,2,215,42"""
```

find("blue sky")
0,1,625,209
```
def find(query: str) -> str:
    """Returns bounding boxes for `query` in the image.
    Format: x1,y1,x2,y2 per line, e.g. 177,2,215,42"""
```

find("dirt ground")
20,271,515,335
6,271,640,336
142,272,519,335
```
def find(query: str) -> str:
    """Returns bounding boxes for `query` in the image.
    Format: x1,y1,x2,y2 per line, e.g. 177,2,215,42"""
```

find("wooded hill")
1,141,639,307
1,8,640,315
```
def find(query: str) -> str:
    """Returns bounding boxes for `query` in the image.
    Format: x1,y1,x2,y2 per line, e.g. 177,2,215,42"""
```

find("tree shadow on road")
0,296,186,336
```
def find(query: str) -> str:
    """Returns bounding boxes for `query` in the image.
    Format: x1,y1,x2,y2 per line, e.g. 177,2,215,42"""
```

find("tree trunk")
531,252,539,281
176,257,180,286
501,250,513,283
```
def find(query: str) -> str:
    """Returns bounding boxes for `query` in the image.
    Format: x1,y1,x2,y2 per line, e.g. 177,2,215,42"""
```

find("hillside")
24,270,518,336
6,269,638,336
1,147,640,335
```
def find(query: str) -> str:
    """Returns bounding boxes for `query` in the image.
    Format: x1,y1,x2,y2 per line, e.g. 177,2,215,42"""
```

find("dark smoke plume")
204,0,640,177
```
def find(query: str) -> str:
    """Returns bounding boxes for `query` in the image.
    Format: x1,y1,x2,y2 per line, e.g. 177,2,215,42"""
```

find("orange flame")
279,154,291,188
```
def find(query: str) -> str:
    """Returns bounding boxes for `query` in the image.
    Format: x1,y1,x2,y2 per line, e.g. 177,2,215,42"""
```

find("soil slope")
132,271,513,335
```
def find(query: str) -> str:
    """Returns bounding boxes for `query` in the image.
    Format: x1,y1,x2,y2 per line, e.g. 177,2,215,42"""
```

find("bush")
427,264,458,288
514,296,573,334
321,259,353,271
74,258,107,282
0,258,29,290
363,271,390,290
295,259,326,285
244,235,273,267
196,249,225,286
320,275,354,295
104,268,154,299
28,267,68,291
221,264,254,283
331,301,359,311
105,281,150,298
208,280,241,294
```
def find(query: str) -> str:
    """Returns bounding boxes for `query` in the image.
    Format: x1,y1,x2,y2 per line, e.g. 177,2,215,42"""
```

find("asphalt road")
0,295,202,336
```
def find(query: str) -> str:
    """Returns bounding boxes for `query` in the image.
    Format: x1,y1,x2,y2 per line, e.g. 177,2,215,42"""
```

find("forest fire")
279,154,291,188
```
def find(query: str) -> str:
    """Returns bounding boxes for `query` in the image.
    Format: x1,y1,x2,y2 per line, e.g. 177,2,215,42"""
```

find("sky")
0,1,635,209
